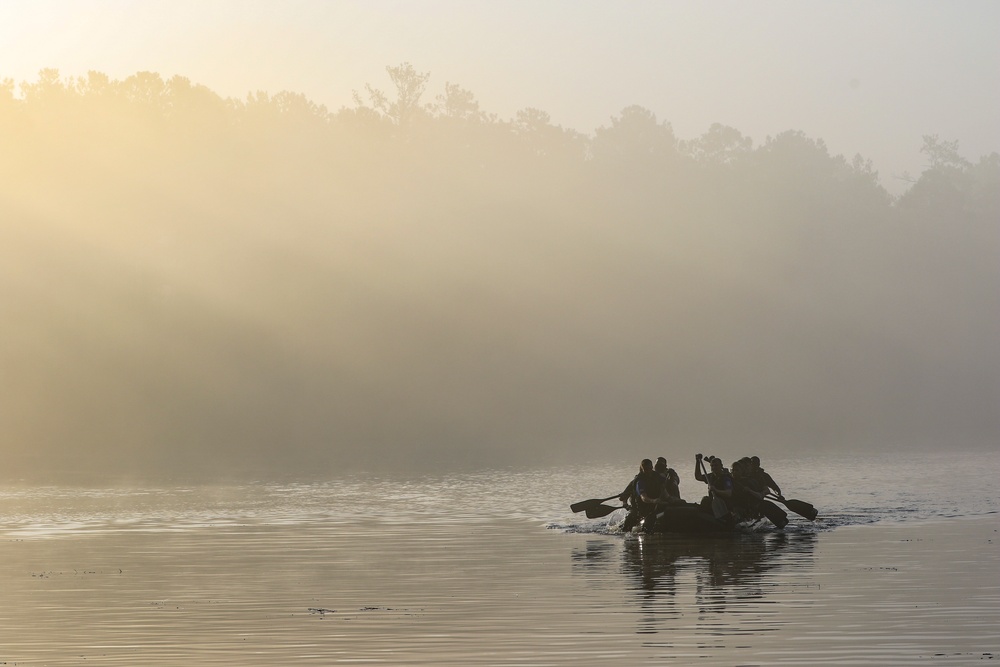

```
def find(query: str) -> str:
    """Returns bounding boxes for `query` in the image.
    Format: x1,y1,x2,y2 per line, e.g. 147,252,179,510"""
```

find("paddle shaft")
767,494,818,521
698,457,729,519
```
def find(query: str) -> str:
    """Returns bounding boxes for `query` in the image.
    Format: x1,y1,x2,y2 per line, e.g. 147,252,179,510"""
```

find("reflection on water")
626,531,816,594
567,518,1000,665
574,530,818,640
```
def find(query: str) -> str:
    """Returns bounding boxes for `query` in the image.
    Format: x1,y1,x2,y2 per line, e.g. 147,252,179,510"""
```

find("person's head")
640,458,653,473
750,456,761,468
710,457,724,472
654,457,667,472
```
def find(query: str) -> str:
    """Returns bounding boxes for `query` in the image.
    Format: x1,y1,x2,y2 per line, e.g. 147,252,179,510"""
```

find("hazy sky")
1,0,997,191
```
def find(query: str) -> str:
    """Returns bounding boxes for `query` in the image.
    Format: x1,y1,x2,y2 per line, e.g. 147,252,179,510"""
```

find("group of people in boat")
618,453,788,532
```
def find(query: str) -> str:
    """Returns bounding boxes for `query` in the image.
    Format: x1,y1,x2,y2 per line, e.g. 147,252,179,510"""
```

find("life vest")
633,470,664,514
707,469,733,493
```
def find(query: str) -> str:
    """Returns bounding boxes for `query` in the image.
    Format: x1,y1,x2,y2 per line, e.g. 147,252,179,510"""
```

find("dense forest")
1,65,997,481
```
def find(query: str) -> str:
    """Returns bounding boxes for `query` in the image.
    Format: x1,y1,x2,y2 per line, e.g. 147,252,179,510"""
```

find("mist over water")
1,68,997,482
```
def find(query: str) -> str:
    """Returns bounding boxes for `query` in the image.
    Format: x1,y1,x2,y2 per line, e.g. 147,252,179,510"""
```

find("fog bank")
1,70,997,481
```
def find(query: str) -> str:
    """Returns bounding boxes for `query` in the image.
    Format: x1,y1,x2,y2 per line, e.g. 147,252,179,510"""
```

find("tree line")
1,65,997,481
3,64,996,214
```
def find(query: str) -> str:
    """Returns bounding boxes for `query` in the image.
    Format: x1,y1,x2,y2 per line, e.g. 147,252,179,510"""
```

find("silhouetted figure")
620,458,667,531
731,457,765,514
750,456,782,497
695,454,734,513
654,456,682,501
732,457,788,528
618,468,641,509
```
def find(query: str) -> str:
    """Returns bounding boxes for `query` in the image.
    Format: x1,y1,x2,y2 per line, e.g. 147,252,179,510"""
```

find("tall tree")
684,123,752,166
591,105,677,168
357,62,430,128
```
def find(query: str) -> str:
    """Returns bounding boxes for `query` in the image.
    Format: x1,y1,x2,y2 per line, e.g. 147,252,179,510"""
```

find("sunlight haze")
0,1,997,482
2,1,997,188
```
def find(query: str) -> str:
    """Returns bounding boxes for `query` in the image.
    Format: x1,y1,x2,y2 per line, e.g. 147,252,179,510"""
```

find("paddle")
757,498,789,528
584,504,623,519
570,494,619,514
698,456,729,519
767,494,818,521
725,475,789,527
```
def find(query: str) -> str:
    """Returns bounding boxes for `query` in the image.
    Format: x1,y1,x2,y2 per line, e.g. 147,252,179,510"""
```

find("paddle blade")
784,498,818,521
585,504,621,519
570,495,618,513
711,497,729,519
759,500,789,528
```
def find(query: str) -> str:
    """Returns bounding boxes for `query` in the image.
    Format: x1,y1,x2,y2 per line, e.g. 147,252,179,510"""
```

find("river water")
0,449,997,665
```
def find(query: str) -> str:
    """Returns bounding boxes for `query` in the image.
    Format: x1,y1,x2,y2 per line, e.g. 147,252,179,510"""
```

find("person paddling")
654,457,682,502
750,456,782,497
618,468,641,508
621,458,667,531
731,457,766,517
695,454,733,514
733,457,789,527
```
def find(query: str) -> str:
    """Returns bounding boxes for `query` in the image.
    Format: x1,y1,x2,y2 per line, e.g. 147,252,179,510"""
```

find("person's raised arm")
694,454,706,482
